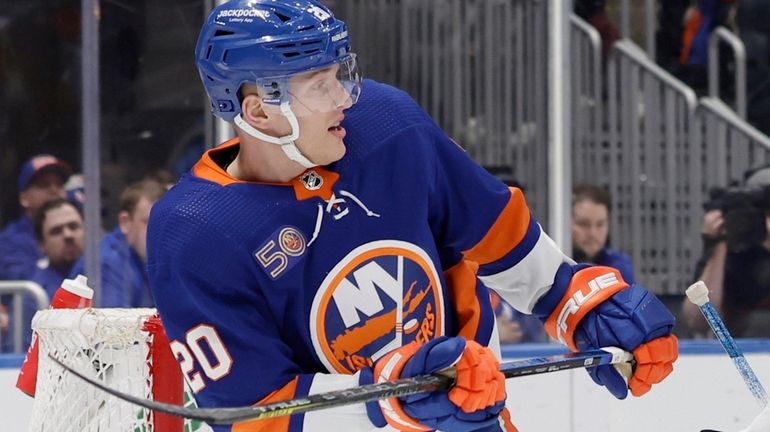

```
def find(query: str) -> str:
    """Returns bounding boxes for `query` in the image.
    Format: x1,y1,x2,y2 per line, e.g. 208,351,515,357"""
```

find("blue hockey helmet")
195,0,357,122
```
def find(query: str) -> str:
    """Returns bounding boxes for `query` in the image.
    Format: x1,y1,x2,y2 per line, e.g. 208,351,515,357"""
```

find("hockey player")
147,1,679,431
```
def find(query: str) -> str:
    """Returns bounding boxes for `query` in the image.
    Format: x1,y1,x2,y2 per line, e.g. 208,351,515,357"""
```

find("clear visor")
256,54,361,116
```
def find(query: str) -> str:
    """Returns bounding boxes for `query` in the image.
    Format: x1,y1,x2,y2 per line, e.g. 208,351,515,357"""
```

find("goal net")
28,308,207,432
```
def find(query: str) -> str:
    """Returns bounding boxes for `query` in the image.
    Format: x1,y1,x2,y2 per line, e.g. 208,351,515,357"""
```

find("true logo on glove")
554,271,624,346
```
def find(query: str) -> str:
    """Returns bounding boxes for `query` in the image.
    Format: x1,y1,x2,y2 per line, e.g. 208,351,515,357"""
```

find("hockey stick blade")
49,347,631,425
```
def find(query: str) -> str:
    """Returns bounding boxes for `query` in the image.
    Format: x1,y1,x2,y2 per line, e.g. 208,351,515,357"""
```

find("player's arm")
423,123,567,317
424,127,677,399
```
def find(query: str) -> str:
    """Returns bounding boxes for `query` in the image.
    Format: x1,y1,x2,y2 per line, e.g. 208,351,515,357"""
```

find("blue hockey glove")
360,336,506,432
534,263,678,399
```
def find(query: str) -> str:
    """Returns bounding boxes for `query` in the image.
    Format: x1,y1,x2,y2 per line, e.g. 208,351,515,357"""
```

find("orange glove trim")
373,343,432,432
448,341,506,413
500,407,520,432
544,266,629,351
629,335,679,397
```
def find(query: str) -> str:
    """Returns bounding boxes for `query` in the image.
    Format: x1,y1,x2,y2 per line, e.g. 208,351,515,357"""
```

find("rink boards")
2,340,769,431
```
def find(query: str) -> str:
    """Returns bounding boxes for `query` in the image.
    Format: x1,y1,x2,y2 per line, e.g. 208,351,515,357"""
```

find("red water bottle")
16,274,94,396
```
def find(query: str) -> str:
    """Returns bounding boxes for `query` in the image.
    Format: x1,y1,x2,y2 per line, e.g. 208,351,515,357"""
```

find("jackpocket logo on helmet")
310,240,445,373
215,8,269,23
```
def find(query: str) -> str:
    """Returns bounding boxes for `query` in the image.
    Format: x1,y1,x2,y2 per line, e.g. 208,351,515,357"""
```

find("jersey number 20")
169,324,234,393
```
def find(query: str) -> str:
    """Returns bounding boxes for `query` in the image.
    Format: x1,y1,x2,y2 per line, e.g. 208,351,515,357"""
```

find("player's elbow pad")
532,263,675,352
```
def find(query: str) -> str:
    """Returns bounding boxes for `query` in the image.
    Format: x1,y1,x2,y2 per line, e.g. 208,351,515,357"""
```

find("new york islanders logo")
310,240,445,374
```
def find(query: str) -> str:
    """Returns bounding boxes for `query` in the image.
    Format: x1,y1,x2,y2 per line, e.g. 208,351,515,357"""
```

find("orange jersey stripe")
444,259,482,340
232,376,299,432
462,188,531,265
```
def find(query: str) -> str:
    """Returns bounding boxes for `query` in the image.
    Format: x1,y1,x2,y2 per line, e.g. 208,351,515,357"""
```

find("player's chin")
320,141,346,165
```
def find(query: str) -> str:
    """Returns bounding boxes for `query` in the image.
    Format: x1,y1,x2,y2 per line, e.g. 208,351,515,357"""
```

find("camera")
703,185,770,252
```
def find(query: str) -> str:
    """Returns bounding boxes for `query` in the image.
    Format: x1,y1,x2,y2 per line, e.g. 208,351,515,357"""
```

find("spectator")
574,0,620,58
3,198,84,351
70,178,166,307
490,290,547,344
683,165,770,337
0,154,73,281
676,0,737,94
571,183,636,284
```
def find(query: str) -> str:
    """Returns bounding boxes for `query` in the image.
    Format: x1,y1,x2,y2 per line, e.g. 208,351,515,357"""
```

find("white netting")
29,308,160,432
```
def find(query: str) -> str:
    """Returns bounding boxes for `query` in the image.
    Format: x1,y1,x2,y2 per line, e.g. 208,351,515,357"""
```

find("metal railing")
334,1,770,296
0,281,48,352
619,0,657,59
570,14,604,184
605,39,698,294
708,26,747,119
597,39,770,294
336,0,551,225
688,98,770,277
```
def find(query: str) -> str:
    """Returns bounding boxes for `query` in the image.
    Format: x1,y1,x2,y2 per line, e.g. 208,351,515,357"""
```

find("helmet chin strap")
233,101,317,168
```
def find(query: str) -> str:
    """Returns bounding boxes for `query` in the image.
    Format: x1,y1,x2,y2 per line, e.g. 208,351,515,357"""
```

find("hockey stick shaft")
687,281,768,406
50,347,631,425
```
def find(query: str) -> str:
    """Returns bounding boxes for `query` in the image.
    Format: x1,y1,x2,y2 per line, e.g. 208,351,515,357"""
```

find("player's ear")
240,87,271,129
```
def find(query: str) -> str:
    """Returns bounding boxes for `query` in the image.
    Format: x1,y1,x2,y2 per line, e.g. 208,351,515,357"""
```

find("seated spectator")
571,183,636,283
3,198,85,351
0,155,73,281
490,290,547,344
70,178,167,308
683,165,770,337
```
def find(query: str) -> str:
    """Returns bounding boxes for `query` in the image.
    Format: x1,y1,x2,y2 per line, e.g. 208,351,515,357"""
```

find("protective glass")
256,54,361,116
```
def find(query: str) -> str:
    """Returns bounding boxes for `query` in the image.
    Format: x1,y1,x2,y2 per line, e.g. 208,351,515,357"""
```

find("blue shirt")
70,228,153,308
0,215,44,281
592,246,636,285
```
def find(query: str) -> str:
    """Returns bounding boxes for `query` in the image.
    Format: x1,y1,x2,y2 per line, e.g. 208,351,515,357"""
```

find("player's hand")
538,264,678,399
570,273,677,399
588,333,678,399
360,336,506,432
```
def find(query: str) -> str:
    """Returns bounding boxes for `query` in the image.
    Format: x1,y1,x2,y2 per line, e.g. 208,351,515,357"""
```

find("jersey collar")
193,138,339,201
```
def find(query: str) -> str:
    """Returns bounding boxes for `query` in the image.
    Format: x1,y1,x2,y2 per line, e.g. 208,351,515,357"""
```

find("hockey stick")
50,347,632,425
686,281,768,406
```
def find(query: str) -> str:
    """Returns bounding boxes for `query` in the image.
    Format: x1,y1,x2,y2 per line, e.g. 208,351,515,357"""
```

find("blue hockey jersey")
147,80,568,431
